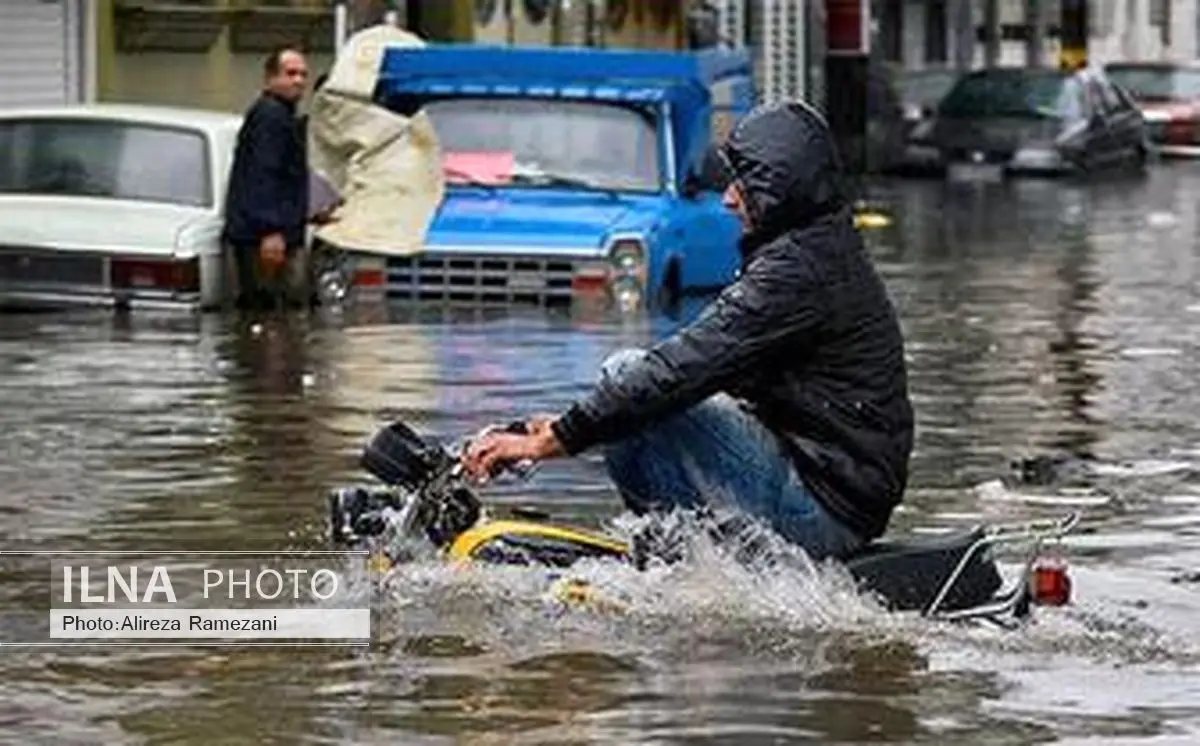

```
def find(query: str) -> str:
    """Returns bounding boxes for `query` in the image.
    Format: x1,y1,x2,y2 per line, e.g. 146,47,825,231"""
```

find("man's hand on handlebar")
461,415,565,484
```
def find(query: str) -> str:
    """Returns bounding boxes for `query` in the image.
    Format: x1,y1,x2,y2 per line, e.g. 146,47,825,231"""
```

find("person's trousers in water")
224,241,312,311
598,348,866,562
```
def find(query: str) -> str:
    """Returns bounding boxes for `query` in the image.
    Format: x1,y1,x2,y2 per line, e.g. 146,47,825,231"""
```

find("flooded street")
2,164,1199,745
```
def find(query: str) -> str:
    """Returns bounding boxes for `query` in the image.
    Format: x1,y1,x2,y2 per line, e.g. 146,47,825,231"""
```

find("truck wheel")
659,260,682,311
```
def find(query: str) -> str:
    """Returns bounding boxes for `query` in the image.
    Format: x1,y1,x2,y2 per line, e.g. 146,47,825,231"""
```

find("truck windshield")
423,97,661,193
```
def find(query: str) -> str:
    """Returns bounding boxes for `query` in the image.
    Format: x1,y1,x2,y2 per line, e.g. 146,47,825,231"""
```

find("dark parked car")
900,66,1149,180
895,67,960,132
864,65,958,174
1105,61,1200,157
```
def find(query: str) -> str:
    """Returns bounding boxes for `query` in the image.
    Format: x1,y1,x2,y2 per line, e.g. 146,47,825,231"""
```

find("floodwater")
2,164,1199,745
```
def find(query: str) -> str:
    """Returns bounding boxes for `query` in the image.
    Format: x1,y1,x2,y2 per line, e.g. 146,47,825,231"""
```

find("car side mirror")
682,145,732,199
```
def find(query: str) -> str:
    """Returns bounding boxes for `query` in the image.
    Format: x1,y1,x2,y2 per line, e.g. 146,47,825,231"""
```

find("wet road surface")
1,164,1199,745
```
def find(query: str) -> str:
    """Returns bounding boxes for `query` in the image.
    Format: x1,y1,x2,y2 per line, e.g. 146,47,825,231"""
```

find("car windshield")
421,97,661,193
898,70,959,106
1106,66,1200,101
0,118,211,207
937,70,1071,118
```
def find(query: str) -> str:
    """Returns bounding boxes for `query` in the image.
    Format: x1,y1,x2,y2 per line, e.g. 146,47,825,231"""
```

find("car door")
1055,75,1094,170
1099,74,1146,161
1082,74,1119,169
672,186,742,289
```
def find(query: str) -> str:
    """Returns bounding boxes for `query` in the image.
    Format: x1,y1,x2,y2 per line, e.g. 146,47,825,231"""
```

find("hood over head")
717,101,852,254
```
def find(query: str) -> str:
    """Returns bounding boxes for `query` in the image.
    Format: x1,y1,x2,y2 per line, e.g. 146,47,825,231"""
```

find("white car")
0,103,242,311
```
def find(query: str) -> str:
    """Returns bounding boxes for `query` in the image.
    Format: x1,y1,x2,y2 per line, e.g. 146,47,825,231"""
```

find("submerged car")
0,104,241,311
1105,61,1200,157
902,66,1148,180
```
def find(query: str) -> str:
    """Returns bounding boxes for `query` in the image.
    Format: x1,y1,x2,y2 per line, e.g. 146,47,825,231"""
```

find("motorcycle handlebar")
455,420,537,481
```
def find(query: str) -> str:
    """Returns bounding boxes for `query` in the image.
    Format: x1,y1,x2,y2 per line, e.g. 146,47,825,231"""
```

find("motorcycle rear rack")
922,511,1081,627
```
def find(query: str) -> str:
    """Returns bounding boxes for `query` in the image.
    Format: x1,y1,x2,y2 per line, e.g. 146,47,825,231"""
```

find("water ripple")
2,168,1200,744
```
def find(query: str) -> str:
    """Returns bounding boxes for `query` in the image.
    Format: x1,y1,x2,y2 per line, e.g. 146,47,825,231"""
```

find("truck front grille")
386,253,583,305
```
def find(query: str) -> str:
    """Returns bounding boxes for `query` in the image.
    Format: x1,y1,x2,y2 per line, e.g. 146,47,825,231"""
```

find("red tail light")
1030,557,1072,606
1165,118,1200,145
110,257,199,293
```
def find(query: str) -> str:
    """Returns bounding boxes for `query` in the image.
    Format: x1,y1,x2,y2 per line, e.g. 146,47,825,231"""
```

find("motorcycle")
326,420,1081,626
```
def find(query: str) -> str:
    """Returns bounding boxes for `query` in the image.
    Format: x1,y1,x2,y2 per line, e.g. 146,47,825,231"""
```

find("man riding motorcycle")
462,101,914,561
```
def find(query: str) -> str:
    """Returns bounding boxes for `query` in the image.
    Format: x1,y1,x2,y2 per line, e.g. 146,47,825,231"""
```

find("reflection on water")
1,165,1199,744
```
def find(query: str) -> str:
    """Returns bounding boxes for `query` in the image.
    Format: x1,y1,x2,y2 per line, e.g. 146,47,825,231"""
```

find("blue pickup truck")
356,43,756,310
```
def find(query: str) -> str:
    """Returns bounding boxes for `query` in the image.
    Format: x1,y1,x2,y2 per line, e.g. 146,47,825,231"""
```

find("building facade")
0,1,689,113
875,0,1199,71
94,0,337,113
3,1,1196,113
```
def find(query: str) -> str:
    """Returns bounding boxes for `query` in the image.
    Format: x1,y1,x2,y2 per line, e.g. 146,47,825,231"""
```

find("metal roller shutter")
0,0,80,108
714,0,811,105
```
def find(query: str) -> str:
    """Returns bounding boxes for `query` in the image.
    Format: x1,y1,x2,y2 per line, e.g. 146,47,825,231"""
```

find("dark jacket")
222,92,309,248
551,101,914,541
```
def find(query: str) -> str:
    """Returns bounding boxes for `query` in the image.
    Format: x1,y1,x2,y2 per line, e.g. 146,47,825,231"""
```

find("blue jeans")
598,348,866,562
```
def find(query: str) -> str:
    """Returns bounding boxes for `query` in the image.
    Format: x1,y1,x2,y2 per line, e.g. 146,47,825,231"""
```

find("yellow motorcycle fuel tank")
446,519,630,566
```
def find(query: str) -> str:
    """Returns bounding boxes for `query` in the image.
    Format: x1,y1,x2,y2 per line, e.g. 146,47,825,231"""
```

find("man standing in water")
462,101,914,561
223,45,333,310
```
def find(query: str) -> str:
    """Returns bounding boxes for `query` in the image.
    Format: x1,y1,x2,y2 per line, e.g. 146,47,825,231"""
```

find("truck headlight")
605,236,648,311
608,238,647,282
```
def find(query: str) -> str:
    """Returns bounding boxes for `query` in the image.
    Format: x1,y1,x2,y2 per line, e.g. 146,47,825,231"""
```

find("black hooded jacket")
550,101,915,541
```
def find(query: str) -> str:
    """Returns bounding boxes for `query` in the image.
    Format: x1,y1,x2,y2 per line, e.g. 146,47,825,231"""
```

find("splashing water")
362,508,918,666
349,491,1198,682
